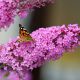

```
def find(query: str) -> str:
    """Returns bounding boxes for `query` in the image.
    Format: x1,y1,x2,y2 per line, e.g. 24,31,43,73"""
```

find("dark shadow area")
29,4,55,32
32,67,41,80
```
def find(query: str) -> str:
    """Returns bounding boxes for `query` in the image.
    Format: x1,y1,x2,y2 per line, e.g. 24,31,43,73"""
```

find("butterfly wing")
24,34,33,41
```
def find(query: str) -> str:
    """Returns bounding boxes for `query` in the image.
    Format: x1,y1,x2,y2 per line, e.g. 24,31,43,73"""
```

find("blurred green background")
0,0,80,80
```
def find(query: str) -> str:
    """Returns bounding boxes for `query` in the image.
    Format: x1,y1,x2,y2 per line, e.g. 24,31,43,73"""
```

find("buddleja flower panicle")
0,0,53,29
0,24,79,71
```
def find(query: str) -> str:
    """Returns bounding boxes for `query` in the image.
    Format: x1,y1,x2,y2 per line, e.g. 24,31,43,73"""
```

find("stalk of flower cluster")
0,24,80,73
0,0,54,29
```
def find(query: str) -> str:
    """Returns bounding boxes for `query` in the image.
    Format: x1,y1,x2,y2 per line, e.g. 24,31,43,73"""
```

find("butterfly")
18,24,33,42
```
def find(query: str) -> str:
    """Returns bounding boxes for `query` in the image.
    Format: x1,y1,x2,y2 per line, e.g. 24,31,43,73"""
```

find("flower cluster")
0,24,80,72
0,0,17,29
0,0,53,29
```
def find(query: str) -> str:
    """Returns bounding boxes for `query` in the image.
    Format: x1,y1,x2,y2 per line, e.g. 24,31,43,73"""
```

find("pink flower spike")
0,0,54,29
0,24,79,71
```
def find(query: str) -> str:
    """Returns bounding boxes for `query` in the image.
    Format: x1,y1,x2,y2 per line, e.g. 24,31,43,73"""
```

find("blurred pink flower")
0,0,54,29
0,70,19,80
0,70,32,80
